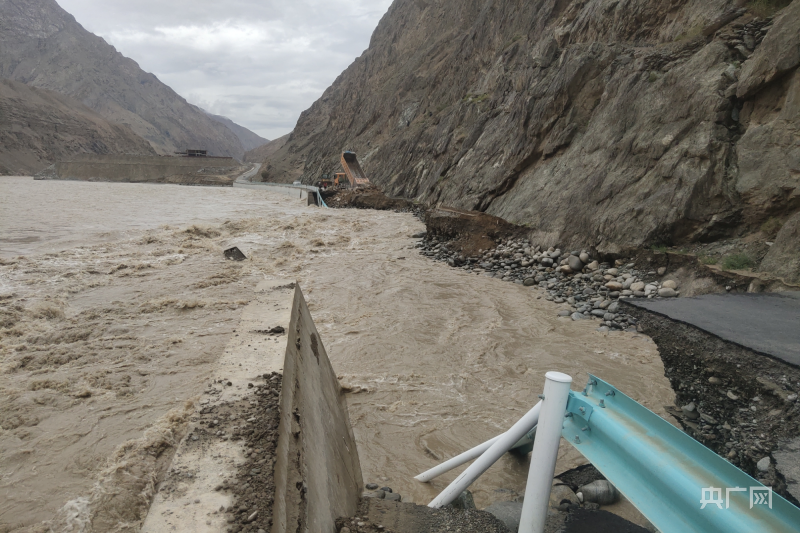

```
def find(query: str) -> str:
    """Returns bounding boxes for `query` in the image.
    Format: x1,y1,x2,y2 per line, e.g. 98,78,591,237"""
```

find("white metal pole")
415,426,538,483
518,371,572,533
427,401,542,508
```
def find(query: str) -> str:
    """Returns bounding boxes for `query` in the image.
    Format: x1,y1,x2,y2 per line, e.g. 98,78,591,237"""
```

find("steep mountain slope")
265,0,799,255
0,78,155,175
244,133,289,166
0,0,246,159
204,111,269,152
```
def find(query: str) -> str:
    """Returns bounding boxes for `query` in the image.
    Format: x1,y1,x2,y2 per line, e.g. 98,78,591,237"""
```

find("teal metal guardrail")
563,375,800,533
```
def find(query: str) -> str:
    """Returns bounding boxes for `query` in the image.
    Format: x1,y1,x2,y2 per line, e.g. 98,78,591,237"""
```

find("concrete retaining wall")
272,284,363,532
54,154,238,182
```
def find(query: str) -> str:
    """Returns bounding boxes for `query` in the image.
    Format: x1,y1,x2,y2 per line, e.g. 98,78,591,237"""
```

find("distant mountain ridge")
0,78,155,175
204,111,269,152
0,0,252,159
244,133,290,168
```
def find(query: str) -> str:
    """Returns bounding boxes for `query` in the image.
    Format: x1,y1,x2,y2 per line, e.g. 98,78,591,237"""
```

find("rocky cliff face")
0,0,247,159
0,78,155,175
264,0,799,256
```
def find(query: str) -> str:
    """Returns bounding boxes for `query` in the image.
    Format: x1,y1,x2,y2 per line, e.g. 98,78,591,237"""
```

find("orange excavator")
339,151,371,188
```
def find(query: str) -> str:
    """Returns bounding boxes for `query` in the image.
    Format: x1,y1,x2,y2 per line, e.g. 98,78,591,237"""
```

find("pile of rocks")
416,235,682,331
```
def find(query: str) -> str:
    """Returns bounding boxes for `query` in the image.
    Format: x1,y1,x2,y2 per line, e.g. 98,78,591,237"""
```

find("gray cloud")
57,0,393,140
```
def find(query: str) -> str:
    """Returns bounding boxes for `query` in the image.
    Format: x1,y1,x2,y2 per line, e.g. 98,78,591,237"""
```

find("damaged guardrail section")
271,284,363,532
563,375,800,533
420,373,800,533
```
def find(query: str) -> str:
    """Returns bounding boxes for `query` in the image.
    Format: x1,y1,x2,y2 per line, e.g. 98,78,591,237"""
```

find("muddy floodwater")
0,176,675,531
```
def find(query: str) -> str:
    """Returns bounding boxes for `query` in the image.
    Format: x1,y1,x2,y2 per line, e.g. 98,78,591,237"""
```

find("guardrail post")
519,371,572,533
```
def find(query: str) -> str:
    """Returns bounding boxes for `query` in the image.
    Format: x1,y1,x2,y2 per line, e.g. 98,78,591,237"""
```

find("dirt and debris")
337,498,512,533
323,186,416,212
252,326,285,335
323,186,521,255
226,373,281,533
625,307,800,504
169,373,282,533
423,207,524,257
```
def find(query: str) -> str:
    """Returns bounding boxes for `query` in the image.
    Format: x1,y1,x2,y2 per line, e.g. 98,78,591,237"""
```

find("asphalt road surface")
623,292,800,367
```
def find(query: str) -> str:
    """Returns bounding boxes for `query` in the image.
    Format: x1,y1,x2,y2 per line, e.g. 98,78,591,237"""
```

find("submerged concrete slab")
623,292,800,367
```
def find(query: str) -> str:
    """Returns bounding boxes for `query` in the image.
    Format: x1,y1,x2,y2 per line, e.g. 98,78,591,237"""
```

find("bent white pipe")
415,426,538,483
427,400,543,508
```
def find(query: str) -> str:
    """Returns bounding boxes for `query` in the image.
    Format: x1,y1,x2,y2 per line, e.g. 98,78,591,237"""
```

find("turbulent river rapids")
0,176,675,531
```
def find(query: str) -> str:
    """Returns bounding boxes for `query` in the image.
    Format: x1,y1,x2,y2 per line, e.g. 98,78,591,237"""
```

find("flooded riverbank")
0,176,675,530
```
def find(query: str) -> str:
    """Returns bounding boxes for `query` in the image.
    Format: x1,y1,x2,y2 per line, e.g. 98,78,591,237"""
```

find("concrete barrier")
271,284,363,532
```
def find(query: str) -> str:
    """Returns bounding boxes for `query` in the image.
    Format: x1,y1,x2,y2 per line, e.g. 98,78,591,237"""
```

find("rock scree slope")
0,0,248,159
264,0,800,258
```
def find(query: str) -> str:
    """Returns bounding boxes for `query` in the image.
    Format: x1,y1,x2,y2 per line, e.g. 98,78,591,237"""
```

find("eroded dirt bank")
1,177,675,530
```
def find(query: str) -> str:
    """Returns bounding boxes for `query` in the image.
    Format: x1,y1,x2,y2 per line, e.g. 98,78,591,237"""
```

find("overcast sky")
57,0,394,140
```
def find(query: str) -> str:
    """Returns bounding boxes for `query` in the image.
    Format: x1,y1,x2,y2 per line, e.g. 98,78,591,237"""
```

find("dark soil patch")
555,464,606,492
563,509,650,533
424,207,524,257
624,306,800,504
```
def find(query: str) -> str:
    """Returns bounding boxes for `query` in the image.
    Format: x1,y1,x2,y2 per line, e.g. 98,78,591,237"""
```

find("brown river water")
0,176,675,531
